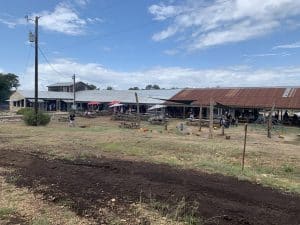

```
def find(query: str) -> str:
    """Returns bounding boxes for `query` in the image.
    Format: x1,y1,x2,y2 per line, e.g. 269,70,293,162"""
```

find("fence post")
242,123,248,172
209,99,214,139
199,105,202,132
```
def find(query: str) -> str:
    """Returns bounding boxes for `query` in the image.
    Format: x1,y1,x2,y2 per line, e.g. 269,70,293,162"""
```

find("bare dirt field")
0,116,299,225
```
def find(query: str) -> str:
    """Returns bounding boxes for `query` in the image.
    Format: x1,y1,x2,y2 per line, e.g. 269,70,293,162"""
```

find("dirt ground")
0,116,300,224
0,149,299,225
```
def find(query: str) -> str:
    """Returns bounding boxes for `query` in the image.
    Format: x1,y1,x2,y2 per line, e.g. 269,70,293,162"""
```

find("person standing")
69,112,76,127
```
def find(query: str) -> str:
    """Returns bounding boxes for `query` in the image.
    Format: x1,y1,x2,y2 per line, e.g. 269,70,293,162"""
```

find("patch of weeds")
31,216,50,225
282,164,294,173
196,159,242,176
0,207,15,219
150,201,170,216
184,215,203,225
6,174,20,184
56,198,73,208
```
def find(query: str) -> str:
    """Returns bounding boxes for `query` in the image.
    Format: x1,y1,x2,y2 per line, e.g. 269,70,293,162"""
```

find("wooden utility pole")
27,15,40,125
209,99,214,139
135,92,140,126
242,123,248,171
198,105,202,131
34,16,39,125
267,104,275,138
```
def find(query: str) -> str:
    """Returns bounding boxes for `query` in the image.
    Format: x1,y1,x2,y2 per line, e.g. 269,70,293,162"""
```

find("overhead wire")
38,46,70,77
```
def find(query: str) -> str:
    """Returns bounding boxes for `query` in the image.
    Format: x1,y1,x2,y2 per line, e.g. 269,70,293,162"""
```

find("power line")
38,46,69,77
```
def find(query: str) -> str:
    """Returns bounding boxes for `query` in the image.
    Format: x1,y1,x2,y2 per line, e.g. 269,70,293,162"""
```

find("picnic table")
119,121,140,129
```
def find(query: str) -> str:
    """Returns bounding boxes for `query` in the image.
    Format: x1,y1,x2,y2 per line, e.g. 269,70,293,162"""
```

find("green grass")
31,216,50,225
0,207,15,219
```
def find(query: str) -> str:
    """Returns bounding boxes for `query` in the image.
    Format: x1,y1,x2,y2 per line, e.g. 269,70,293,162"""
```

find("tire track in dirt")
0,149,299,225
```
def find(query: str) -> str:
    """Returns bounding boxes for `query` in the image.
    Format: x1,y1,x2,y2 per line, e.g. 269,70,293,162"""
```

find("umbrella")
148,104,166,111
109,103,124,108
109,100,120,105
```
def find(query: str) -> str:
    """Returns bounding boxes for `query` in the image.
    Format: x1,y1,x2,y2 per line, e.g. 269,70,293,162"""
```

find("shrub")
23,109,50,126
16,107,33,115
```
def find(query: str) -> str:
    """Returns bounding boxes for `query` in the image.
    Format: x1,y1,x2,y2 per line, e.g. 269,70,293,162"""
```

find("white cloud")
0,15,25,28
148,4,181,21
149,0,300,50
87,17,104,24
0,18,17,28
31,3,86,35
243,52,291,57
20,58,300,90
273,41,300,49
0,2,101,35
74,0,89,6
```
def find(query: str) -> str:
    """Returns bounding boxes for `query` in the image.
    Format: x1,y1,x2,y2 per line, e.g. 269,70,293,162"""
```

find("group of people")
220,112,237,128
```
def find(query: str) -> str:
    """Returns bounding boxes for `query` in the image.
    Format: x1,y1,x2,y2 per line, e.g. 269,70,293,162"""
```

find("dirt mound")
0,149,299,225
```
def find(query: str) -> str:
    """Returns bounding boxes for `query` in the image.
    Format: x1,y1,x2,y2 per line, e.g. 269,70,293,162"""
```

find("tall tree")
152,84,160,89
0,73,19,103
145,84,153,90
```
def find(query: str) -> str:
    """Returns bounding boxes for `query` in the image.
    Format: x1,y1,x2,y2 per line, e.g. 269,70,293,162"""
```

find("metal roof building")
169,87,300,109
75,89,181,104
9,89,182,111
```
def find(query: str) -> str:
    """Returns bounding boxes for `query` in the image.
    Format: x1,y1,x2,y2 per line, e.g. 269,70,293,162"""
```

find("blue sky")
0,0,300,90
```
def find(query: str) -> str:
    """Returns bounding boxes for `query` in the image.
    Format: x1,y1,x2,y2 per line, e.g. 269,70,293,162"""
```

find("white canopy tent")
148,104,166,111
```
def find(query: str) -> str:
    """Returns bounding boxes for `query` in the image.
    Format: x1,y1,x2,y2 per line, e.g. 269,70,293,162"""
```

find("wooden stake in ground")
134,92,140,126
199,105,202,132
267,104,275,138
242,123,248,172
221,123,225,136
209,99,214,139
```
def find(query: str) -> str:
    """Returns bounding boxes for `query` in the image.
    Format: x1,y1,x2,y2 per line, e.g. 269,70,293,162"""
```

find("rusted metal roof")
169,87,300,109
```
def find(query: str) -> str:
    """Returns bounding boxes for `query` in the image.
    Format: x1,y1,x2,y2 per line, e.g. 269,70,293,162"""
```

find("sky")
0,0,300,90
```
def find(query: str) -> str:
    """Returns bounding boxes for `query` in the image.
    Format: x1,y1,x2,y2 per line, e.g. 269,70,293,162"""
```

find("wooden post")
221,124,225,136
267,104,275,138
199,105,202,131
242,123,248,172
135,92,140,126
209,99,214,139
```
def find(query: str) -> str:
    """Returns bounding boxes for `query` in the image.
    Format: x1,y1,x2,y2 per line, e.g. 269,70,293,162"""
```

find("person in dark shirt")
69,112,76,127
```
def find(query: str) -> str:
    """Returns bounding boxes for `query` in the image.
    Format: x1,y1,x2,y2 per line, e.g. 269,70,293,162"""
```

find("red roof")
169,87,300,109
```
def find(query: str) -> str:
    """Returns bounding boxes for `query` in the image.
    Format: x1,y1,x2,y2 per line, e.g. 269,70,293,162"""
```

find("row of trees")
0,73,19,103
106,84,161,90
128,84,160,90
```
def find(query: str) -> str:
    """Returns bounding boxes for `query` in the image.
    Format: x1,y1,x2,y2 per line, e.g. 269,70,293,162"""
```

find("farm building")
47,82,94,92
167,87,300,124
9,88,181,113
9,84,300,124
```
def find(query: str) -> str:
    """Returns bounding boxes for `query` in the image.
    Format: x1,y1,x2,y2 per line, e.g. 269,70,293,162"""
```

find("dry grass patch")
0,116,299,193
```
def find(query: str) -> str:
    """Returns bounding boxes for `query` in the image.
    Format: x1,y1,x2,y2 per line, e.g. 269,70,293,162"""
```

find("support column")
209,99,214,139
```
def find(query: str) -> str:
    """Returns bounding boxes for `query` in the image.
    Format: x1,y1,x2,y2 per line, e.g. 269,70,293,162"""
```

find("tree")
106,86,113,90
145,84,153,90
128,87,139,90
152,84,160,90
145,84,160,90
0,73,19,103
